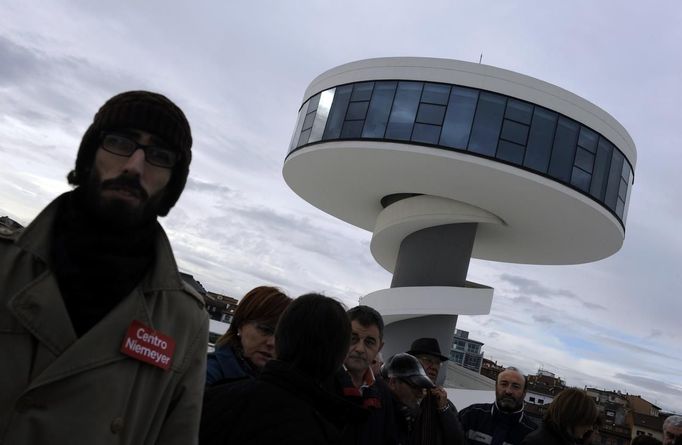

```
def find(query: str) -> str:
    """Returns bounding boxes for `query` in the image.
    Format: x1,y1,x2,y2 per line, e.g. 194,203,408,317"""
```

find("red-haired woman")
205,286,291,385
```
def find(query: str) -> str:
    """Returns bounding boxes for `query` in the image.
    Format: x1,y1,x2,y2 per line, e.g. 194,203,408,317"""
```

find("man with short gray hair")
664,415,682,445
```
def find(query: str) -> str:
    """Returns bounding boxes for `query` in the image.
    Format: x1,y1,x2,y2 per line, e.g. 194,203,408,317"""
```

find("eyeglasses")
100,133,179,168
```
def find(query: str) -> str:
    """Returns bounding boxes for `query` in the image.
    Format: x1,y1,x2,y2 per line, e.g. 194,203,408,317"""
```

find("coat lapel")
26,286,153,390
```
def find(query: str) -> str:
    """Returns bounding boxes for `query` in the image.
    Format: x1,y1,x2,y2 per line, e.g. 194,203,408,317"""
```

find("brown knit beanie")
67,90,192,216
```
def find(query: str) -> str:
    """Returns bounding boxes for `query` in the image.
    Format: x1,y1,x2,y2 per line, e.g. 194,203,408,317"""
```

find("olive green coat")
0,195,209,445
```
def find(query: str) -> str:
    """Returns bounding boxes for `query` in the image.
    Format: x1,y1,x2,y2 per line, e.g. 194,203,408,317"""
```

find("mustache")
101,175,148,200
347,353,367,360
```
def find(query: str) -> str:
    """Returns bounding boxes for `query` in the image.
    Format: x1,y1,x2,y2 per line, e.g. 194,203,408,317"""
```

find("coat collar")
15,191,185,293
9,192,185,388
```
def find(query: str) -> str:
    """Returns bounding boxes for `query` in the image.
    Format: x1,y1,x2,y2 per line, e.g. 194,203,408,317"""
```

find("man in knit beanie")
0,91,209,445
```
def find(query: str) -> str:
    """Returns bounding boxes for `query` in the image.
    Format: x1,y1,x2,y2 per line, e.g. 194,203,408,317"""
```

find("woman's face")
239,321,276,369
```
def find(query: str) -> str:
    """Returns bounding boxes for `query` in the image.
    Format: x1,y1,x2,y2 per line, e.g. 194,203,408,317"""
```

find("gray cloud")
185,177,233,196
614,374,682,400
532,314,555,324
499,273,605,311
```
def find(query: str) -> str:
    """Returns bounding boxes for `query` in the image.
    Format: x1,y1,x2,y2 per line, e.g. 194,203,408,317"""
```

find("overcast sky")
1,1,680,413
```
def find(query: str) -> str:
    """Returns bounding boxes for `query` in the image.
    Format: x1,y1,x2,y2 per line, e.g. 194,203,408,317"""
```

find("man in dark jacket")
384,353,436,445
407,338,466,445
325,305,398,445
458,367,537,445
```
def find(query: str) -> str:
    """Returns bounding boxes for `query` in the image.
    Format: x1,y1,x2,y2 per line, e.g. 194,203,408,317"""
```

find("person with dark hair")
459,367,536,445
324,305,399,444
206,286,291,385
632,435,662,445
521,388,598,445
0,91,208,444
200,294,363,444
664,416,682,445
407,338,465,445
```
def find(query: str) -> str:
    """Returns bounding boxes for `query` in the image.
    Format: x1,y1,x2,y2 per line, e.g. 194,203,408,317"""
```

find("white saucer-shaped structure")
283,57,636,359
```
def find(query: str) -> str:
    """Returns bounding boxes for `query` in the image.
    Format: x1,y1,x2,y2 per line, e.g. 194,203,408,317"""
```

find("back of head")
544,388,598,433
68,90,193,216
275,293,350,383
631,435,663,445
347,305,384,339
217,286,291,348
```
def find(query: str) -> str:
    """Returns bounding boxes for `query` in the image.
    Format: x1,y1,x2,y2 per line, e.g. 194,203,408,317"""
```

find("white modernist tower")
283,58,637,359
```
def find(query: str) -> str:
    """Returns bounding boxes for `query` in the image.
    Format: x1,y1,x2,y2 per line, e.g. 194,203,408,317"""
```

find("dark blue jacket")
205,344,255,386
458,402,537,445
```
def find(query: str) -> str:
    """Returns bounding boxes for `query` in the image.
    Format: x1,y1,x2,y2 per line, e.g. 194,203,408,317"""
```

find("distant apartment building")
480,358,505,382
586,388,631,445
204,291,238,323
525,369,566,407
626,395,663,442
179,272,238,323
450,329,484,372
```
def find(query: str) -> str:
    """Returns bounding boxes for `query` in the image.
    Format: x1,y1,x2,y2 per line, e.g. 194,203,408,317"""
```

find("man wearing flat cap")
0,91,208,445
407,338,466,445
384,352,435,443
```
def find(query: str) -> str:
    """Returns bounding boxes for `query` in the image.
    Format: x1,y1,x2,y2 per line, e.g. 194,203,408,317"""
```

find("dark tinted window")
340,120,364,139
548,117,579,183
323,85,352,140
302,111,316,131
571,167,591,192
307,93,321,113
618,178,628,201
385,81,423,140
468,92,506,157
524,107,557,173
346,101,369,120
605,149,625,211
616,198,625,219
574,147,595,173
351,82,374,101
578,126,598,153
363,81,397,138
505,99,533,125
440,87,478,149
500,119,529,145
589,137,613,200
497,140,525,165
421,83,450,105
299,128,312,146
416,103,446,125
412,123,441,144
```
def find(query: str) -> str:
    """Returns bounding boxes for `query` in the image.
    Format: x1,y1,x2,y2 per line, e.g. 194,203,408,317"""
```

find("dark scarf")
414,391,441,445
52,190,157,337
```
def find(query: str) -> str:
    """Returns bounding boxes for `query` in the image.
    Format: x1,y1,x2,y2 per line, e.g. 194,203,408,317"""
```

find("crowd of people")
0,90,678,445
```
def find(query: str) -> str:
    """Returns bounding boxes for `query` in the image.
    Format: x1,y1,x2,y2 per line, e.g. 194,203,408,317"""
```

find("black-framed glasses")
100,132,179,168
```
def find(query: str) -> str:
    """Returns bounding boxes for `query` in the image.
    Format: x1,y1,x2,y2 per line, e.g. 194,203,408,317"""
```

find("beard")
497,394,523,412
83,169,165,229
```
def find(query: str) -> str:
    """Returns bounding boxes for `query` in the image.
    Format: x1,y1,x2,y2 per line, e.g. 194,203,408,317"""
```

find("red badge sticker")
120,320,176,371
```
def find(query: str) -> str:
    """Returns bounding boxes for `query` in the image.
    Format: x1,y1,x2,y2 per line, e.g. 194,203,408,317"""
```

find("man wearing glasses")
0,91,208,445
407,338,466,444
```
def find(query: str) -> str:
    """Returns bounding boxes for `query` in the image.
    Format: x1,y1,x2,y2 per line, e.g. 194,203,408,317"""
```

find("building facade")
283,57,637,357
450,329,484,372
